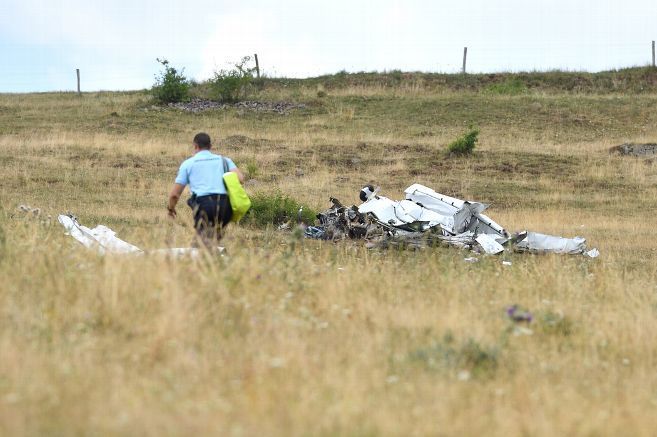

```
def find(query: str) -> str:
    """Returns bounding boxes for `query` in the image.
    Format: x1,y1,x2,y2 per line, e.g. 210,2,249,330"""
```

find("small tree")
448,127,479,156
209,56,255,103
151,58,190,103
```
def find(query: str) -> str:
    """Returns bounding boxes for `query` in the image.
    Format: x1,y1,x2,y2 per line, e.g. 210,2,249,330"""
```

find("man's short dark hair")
193,132,212,149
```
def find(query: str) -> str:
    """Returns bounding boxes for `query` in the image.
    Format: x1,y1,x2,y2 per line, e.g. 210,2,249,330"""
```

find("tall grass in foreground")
2,214,657,435
2,88,657,435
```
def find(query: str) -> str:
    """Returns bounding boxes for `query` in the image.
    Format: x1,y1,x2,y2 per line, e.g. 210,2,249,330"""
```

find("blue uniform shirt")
175,150,237,196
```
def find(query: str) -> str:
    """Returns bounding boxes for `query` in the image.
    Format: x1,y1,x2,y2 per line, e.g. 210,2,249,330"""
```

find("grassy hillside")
255,66,657,95
1,71,657,435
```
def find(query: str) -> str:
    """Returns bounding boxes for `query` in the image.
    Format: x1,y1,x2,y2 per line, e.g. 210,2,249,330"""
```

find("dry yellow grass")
1,84,657,435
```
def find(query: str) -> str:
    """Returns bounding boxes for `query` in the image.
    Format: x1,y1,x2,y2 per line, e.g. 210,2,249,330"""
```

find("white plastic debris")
464,257,479,263
502,261,512,266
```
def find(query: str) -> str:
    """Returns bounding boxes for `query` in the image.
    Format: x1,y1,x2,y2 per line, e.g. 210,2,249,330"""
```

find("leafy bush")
246,192,317,227
447,127,479,155
151,58,190,103
209,56,255,103
389,69,403,83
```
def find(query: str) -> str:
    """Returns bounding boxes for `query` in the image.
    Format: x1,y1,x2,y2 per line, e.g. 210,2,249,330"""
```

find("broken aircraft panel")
404,184,508,241
357,195,453,232
514,232,586,255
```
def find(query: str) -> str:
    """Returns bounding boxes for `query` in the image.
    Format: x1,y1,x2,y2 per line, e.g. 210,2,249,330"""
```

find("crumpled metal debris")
306,184,599,257
305,197,373,240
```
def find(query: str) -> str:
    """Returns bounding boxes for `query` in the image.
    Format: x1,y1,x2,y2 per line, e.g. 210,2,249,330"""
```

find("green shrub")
151,58,190,103
487,77,528,95
447,127,479,155
246,192,317,227
389,69,403,83
209,56,255,103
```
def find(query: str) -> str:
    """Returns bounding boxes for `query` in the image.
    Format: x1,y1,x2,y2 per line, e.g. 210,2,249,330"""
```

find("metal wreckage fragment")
58,214,219,257
305,184,599,257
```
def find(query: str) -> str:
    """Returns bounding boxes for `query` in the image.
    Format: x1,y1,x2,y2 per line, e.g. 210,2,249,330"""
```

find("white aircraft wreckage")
57,183,598,258
305,184,599,258
58,214,218,257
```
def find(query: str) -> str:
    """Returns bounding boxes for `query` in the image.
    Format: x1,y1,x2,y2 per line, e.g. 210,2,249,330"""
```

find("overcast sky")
1,0,655,92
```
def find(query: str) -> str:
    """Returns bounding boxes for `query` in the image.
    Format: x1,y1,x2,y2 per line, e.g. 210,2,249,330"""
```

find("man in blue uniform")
168,132,244,246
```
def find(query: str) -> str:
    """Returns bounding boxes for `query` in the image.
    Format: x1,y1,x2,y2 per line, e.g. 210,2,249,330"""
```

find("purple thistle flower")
506,305,533,323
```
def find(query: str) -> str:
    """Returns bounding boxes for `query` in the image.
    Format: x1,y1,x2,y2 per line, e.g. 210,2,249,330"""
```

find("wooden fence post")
76,69,81,95
254,54,260,78
462,47,468,74
652,41,655,68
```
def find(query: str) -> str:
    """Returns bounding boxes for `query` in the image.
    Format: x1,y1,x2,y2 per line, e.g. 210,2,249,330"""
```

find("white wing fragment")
58,214,142,255
514,232,587,254
58,214,220,257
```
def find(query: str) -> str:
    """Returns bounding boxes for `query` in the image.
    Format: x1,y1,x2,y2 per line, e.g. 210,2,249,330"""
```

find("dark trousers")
191,194,232,246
